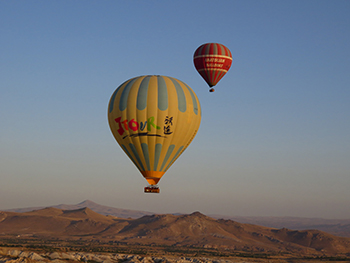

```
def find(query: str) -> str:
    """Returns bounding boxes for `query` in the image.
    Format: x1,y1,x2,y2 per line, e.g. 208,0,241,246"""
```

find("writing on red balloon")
205,58,225,63
205,57,227,68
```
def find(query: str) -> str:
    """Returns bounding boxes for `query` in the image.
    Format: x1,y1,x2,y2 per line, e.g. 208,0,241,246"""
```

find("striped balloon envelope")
108,75,201,192
193,43,232,91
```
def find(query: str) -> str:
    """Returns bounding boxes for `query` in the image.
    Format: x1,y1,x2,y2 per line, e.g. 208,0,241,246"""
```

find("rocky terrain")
1,248,349,263
0,248,239,263
1,207,350,260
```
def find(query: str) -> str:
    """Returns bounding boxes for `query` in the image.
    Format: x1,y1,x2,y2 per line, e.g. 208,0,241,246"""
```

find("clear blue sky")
1,0,349,219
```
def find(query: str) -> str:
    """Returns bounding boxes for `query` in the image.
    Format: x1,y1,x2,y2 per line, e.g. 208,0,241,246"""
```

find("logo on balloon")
114,116,174,139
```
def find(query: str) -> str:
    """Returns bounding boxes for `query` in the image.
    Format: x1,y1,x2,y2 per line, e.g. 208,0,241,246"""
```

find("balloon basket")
144,185,160,193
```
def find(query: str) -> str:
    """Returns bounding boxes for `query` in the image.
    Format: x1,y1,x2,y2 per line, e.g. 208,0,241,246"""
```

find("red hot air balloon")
193,43,232,92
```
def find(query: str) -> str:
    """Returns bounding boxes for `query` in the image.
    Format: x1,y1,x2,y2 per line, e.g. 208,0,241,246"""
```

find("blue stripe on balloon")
108,89,118,113
119,78,138,112
169,77,186,113
164,146,184,172
141,143,150,171
154,143,162,171
121,145,139,169
129,143,145,171
184,83,199,115
109,78,131,113
137,76,150,111
157,76,168,111
160,145,175,171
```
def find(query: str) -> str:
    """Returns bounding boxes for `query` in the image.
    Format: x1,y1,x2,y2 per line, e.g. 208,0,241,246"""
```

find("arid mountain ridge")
4,200,350,238
4,200,154,219
1,204,350,257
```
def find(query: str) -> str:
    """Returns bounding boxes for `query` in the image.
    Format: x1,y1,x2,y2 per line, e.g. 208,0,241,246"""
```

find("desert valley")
1,201,350,263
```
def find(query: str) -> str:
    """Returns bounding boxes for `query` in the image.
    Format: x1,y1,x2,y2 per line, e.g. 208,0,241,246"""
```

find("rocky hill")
213,215,350,238
1,208,350,258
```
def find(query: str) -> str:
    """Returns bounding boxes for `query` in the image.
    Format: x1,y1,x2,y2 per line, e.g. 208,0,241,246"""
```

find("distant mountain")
1,208,350,257
4,200,154,219
4,200,350,238
210,215,350,238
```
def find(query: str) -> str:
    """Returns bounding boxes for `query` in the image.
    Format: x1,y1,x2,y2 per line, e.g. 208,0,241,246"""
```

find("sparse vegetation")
302,256,350,261
1,237,350,262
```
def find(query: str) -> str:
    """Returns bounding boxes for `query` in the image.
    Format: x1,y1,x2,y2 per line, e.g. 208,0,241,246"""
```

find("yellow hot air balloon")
108,75,201,193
